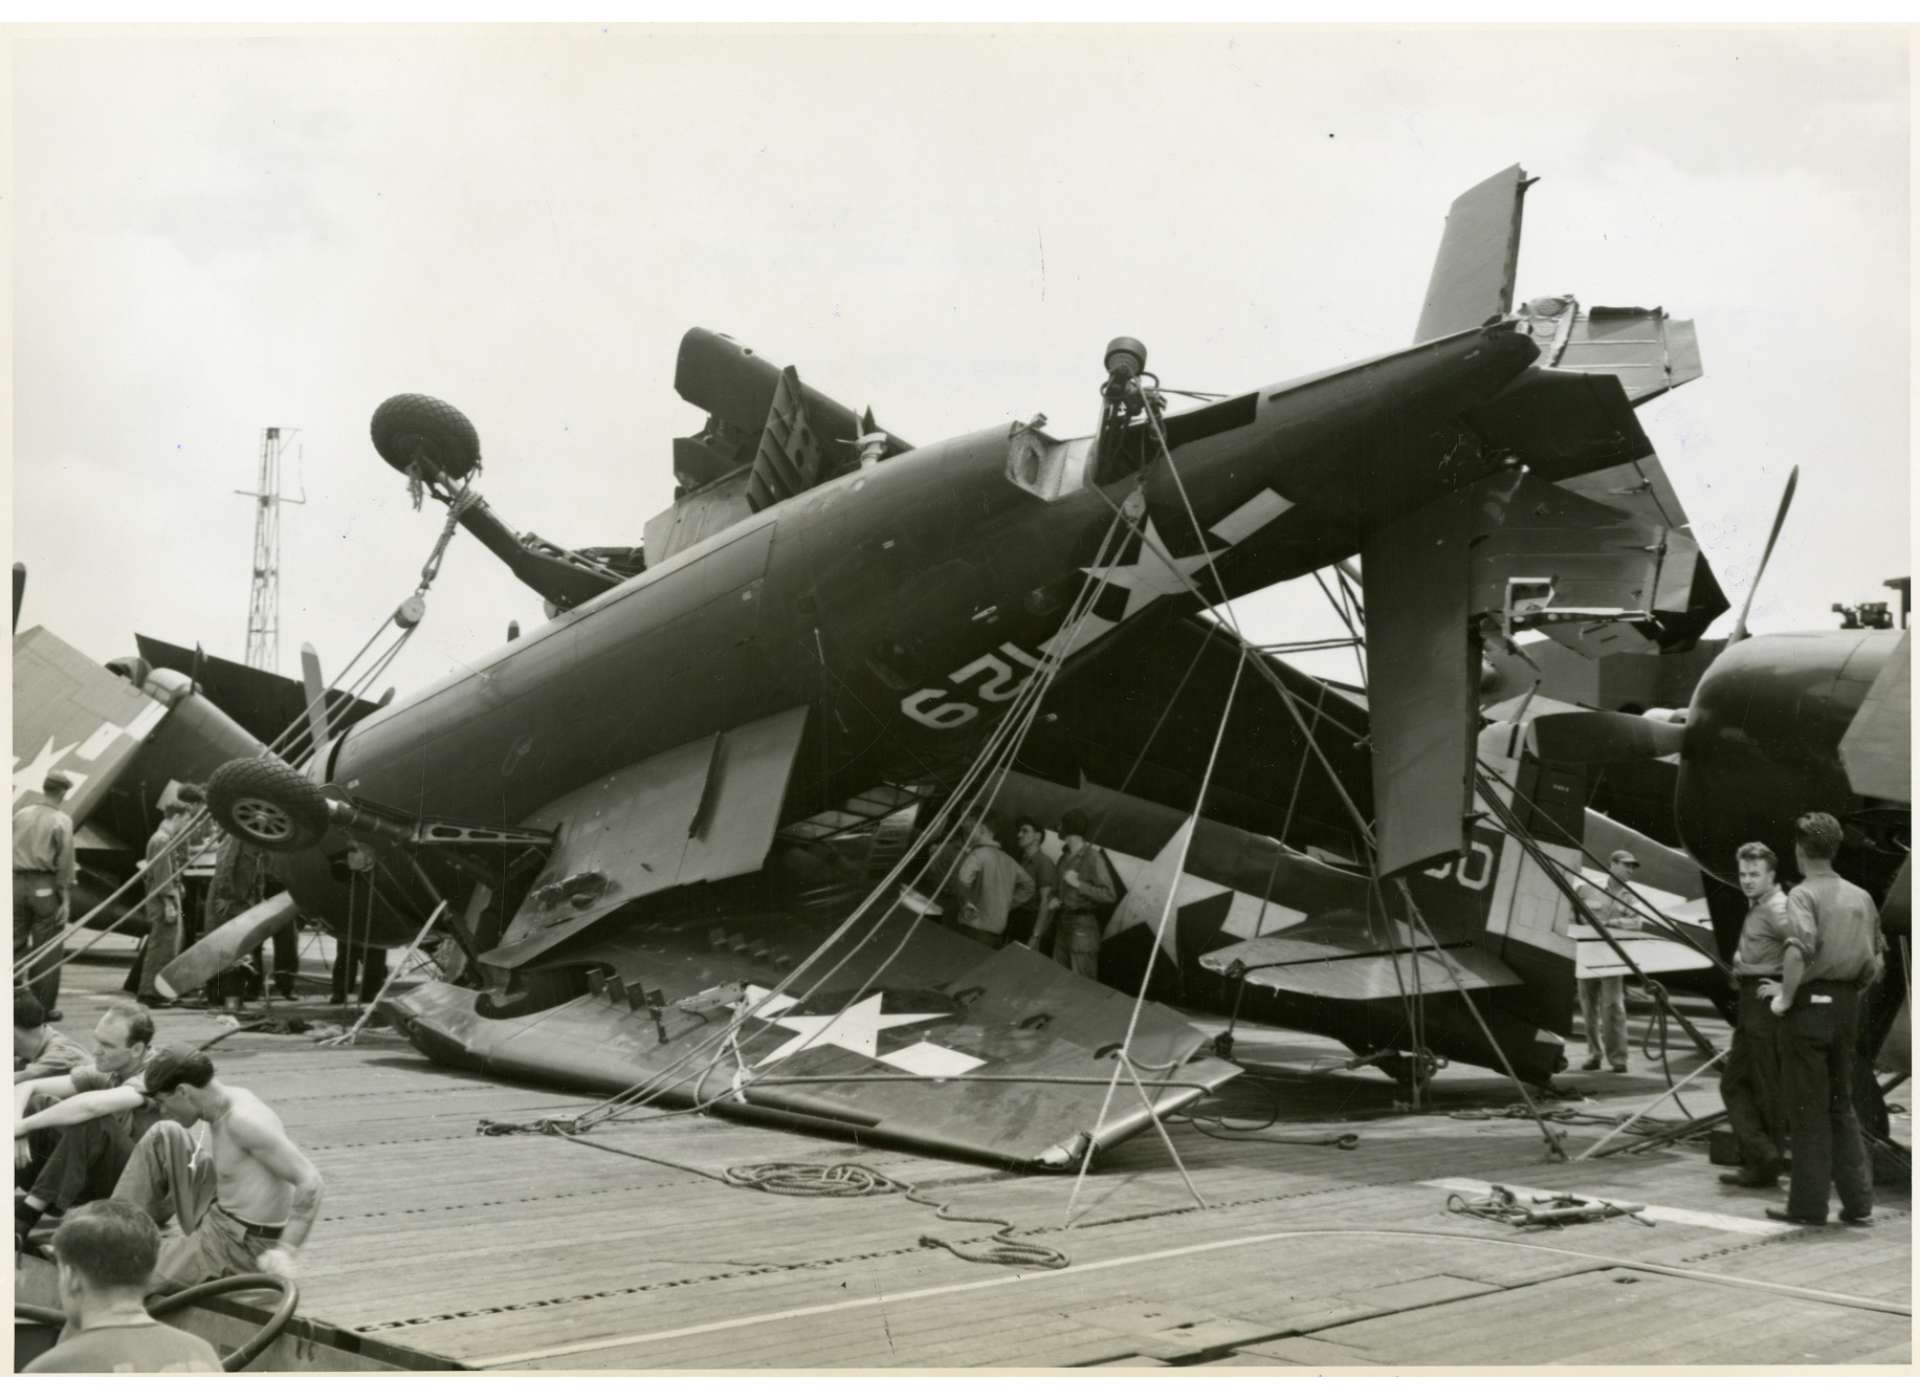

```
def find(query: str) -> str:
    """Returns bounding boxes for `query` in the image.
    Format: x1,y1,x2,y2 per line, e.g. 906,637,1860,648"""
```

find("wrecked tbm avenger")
183,165,1723,1165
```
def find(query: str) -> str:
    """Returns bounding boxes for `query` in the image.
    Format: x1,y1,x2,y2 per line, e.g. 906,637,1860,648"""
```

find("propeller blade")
12,563,24,633
1528,709,1685,765
1729,465,1799,643
155,890,297,999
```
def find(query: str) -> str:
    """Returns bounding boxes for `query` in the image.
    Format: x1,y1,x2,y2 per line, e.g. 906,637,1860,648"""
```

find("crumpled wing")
391,910,1239,1169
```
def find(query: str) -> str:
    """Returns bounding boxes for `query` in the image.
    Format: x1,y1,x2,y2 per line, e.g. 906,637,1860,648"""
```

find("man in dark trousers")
15,1006,159,1248
1009,814,1060,957
1763,812,1885,1226
13,770,77,1014
1053,809,1117,979
1719,841,1793,1188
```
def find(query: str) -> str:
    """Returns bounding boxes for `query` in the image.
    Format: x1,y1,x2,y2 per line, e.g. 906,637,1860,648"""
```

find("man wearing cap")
1719,841,1794,1188
130,787,200,1008
112,1044,323,1288
1578,850,1643,1073
14,771,78,1013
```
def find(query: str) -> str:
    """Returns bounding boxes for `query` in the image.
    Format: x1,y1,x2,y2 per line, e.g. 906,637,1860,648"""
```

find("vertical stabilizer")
1414,165,1532,343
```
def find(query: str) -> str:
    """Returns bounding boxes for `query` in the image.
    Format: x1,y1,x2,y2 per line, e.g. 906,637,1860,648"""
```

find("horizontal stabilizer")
1465,367,1654,483
1513,301,1702,406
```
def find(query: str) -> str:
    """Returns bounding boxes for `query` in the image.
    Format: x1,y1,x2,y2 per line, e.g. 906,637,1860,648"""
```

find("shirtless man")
110,1045,323,1289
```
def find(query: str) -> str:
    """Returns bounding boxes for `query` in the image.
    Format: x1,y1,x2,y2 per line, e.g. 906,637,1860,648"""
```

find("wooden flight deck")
15,942,1910,1371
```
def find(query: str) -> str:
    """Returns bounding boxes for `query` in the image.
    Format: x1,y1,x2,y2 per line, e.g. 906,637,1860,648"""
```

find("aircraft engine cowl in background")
1674,629,1904,887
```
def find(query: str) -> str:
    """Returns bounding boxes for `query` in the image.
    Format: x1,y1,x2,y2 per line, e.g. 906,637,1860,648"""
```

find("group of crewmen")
14,771,329,1371
947,808,1115,975
14,995,325,1371
1715,811,1888,1227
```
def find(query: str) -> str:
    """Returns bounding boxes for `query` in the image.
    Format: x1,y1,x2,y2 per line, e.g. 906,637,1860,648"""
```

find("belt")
212,1203,285,1241
13,869,57,877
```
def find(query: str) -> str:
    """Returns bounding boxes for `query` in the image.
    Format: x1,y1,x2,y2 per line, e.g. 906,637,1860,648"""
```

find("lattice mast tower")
239,426,302,672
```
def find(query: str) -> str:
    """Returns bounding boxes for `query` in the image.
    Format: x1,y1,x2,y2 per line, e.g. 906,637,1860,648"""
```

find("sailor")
1054,809,1117,979
207,833,299,1003
13,770,78,1014
110,1044,323,1287
1718,841,1793,1188
133,790,197,1008
14,1005,157,1249
1578,850,1640,1073
1009,814,1060,956
1762,812,1883,1226
22,1200,222,1373
952,818,1033,951
14,988,91,1086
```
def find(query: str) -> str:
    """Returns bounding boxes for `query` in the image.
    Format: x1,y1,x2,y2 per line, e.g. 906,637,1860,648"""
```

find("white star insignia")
1087,516,1224,622
741,986,986,1076
1103,818,1227,967
13,736,80,806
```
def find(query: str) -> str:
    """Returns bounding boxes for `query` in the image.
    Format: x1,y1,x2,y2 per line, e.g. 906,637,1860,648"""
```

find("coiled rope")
476,1117,1067,1271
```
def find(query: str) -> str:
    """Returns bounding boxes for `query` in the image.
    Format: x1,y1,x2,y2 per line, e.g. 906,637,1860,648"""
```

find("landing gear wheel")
1379,1050,1441,1092
207,758,330,853
370,393,482,480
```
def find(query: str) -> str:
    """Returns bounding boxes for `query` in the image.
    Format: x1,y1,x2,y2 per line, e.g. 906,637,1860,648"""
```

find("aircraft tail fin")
1414,165,1533,343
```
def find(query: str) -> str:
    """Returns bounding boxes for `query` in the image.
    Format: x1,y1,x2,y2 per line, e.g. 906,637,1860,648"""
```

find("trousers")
1778,980,1874,1222
1055,910,1101,979
13,873,67,1011
1578,975,1627,1065
111,1121,268,1291
1720,980,1786,1177
25,1107,136,1211
137,905,183,999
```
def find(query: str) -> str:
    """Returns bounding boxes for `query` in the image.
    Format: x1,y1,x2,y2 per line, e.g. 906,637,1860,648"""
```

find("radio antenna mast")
236,426,305,672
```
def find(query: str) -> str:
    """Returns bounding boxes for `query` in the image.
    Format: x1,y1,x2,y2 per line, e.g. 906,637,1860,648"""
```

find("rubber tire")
370,393,481,480
207,757,331,853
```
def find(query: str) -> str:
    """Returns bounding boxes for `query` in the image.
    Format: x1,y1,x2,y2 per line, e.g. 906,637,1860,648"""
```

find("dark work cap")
176,783,205,805
1609,849,1640,867
141,1044,213,1096
43,772,73,795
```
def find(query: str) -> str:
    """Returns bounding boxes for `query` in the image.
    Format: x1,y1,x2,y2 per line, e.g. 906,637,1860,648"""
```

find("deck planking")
23,944,1910,1370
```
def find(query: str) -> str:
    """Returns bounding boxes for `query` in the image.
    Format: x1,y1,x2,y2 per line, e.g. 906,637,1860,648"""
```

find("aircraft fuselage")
281,325,1544,941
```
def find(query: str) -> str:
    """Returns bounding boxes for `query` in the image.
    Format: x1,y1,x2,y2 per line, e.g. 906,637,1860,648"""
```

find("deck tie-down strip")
467,1226,1914,1368
349,1179,1377,1335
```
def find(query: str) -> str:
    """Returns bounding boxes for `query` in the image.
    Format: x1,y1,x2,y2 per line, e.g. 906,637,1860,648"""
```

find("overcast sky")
8,25,1909,701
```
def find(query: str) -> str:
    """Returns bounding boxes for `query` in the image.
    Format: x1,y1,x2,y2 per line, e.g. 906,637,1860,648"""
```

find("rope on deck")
475,1118,1069,1271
